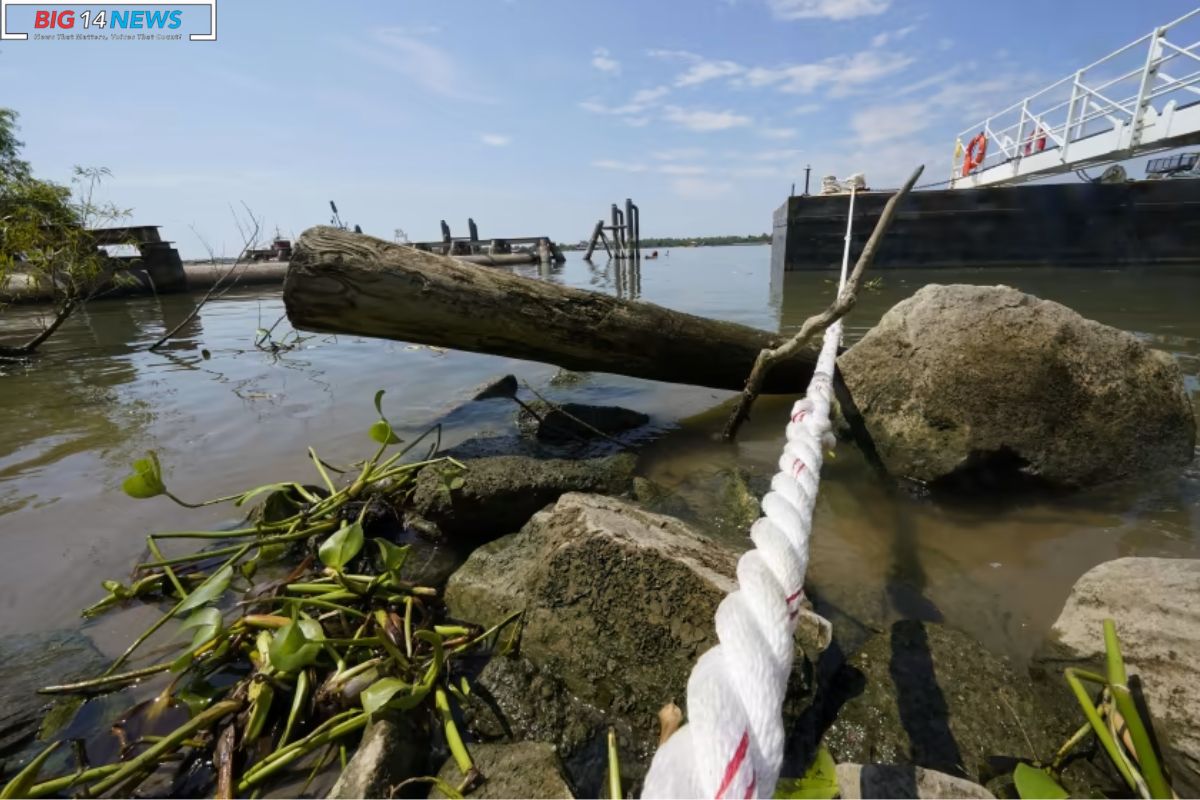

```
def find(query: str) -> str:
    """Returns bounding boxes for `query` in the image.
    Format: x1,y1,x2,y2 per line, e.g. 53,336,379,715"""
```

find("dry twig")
722,165,924,442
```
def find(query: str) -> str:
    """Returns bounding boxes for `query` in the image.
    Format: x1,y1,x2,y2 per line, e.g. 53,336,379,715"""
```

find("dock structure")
407,219,565,266
583,198,641,260
952,8,1200,189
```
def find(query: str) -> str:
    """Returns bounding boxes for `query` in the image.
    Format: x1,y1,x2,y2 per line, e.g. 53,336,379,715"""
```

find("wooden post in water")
440,220,452,256
624,198,635,260
584,220,604,260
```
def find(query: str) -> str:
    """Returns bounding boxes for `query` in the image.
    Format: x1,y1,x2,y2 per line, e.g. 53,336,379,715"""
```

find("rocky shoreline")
2,284,1196,798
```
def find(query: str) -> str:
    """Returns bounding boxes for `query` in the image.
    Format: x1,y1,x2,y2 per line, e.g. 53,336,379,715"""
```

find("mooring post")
630,202,640,259
584,219,604,260
625,198,636,260
468,218,479,254
804,165,811,196
440,220,452,255
611,204,624,259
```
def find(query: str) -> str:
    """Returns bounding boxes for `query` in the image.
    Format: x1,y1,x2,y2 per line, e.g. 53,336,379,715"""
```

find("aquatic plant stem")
1103,620,1171,799
146,535,187,600
436,687,475,777
24,763,124,798
39,661,173,695
86,700,243,796
608,727,622,799
107,544,251,675
237,711,369,792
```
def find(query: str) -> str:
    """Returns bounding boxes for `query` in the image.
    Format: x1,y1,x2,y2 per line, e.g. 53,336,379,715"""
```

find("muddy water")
0,249,1196,665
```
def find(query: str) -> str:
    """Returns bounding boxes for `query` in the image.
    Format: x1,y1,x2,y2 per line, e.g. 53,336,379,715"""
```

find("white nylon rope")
642,184,857,799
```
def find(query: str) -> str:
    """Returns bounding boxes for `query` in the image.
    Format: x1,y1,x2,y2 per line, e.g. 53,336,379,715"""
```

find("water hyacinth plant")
3,391,517,799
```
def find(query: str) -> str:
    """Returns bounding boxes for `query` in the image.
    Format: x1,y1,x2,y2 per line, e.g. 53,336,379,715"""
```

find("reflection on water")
0,247,1196,665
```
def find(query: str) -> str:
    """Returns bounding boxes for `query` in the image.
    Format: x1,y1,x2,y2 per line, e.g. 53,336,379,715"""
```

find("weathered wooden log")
283,226,820,392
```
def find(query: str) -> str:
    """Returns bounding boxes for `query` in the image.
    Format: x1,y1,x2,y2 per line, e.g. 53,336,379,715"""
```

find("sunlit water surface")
1,247,1197,666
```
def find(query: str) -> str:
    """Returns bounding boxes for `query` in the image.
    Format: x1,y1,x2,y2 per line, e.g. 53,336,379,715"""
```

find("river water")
0,247,1196,665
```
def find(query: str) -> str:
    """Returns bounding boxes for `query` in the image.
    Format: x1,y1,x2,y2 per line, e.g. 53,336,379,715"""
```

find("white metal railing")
950,7,1200,188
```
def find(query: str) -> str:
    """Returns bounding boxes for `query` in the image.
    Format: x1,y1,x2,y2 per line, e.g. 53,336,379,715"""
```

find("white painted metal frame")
951,7,1200,188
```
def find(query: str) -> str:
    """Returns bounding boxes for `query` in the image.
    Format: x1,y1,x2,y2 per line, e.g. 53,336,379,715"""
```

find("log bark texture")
284,226,820,393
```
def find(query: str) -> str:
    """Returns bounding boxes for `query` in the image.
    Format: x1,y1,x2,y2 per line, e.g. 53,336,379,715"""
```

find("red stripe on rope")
715,730,750,799
744,776,757,799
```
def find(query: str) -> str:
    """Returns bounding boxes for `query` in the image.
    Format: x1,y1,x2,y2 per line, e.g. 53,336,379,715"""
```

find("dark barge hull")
770,179,1200,272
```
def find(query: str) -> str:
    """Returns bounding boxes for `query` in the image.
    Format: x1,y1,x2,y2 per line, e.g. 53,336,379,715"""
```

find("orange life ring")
962,133,987,176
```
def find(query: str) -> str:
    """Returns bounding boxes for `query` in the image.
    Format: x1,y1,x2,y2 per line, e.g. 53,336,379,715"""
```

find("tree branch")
148,205,261,351
721,165,924,442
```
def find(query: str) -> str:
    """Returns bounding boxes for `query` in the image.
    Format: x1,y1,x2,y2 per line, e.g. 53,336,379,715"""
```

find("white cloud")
592,159,648,172
849,102,930,145
760,127,797,139
792,103,823,115
675,59,745,87
937,37,954,51
727,165,781,178
592,47,620,74
356,28,488,103
767,0,890,20
479,133,511,146
658,164,709,175
646,49,701,62
871,24,917,48
623,116,651,127
631,85,671,104
671,177,733,198
662,105,752,131
653,147,708,160
742,50,913,96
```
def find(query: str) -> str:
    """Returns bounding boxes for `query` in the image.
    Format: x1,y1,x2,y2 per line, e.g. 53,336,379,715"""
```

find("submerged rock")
0,629,107,758
408,454,636,541
1034,557,1200,796
433,741,574,799
820,621,1078,785
515,400,649,443
839,284,1195,490
836,763,995,799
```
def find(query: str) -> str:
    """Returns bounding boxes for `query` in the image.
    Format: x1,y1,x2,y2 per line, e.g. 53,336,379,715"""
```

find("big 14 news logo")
33,8,184,30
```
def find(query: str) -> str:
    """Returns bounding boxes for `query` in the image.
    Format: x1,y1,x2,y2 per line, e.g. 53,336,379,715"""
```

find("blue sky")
2,0,1198,257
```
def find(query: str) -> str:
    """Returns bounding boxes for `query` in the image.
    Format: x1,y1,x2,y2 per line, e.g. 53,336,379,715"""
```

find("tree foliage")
0,108,130,355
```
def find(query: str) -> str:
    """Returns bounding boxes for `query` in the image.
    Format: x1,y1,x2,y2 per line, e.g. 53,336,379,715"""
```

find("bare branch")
147,205,261,351
721,165,924,442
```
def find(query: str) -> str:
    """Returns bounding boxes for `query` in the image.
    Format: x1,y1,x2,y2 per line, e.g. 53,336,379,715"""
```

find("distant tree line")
563,233,770,250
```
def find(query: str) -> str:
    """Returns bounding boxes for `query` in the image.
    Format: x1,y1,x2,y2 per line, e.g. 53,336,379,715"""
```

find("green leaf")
369,389,403,445
1,740,61,799
1013,764,1069,800
773,746,838,799
122,452,165,499
176,564,232,613
268,619,324,673
319,520,364,571
369,420,402,445
361,677,411,715
179,607,223,650
235,482,297,508
375,539,410,575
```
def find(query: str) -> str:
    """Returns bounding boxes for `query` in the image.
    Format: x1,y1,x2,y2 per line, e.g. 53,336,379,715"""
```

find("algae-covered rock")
836,763,996,798
408,454,636,540
460,654,642,797
0,629,107,758
433,741,574,798
839,284,1195,490
822,621,1077,784
444,494,738,766
1034,557,1200,797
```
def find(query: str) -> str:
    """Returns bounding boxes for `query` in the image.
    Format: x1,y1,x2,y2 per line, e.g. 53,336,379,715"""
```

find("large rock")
835,763,995,799
327,713,426,798
839,284,1195,489
445,493,737,716
408,454,635,540
433,741,574,799
1034,557,1200,796
820,621,1080,785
